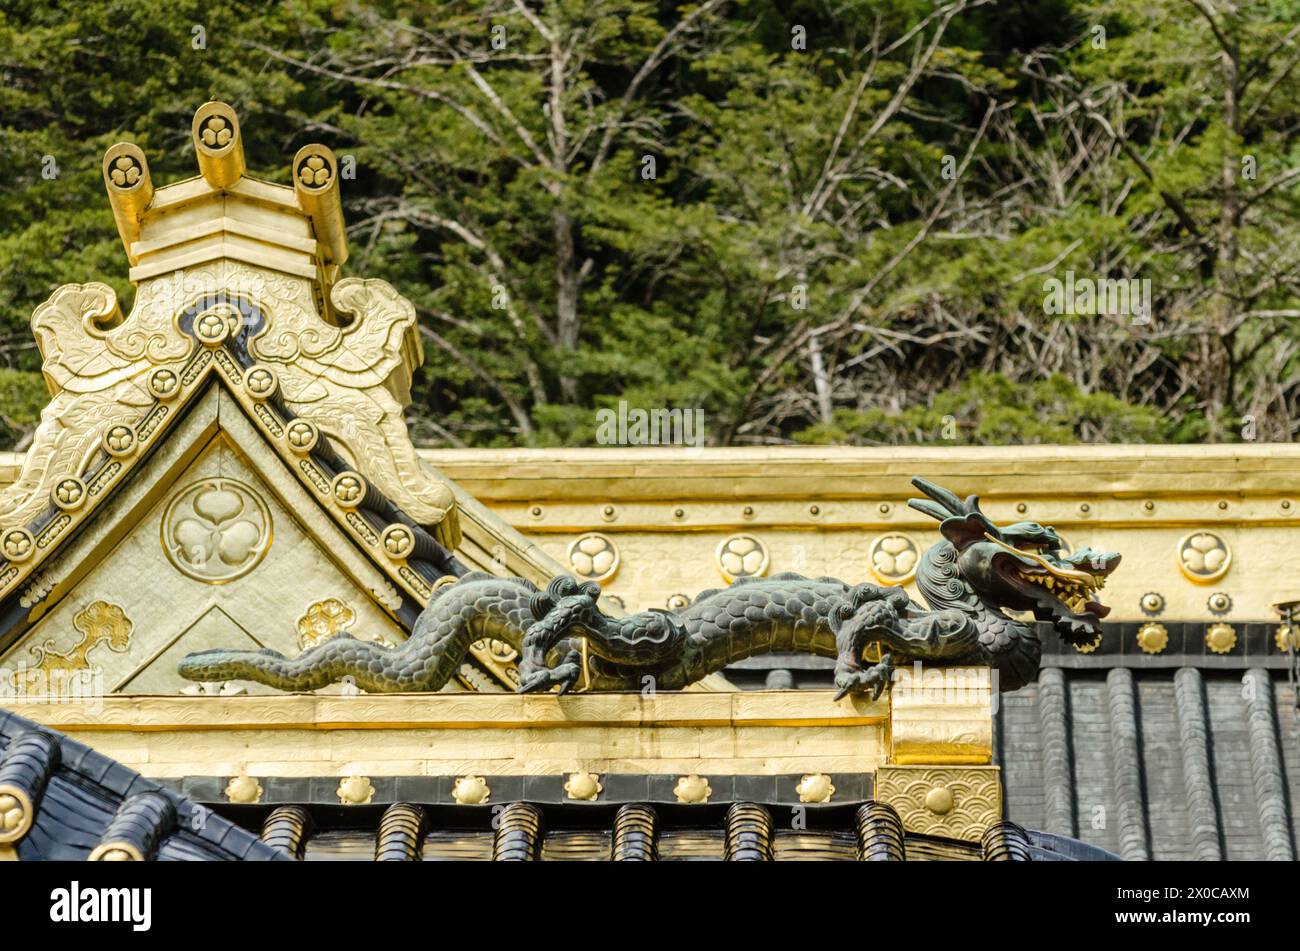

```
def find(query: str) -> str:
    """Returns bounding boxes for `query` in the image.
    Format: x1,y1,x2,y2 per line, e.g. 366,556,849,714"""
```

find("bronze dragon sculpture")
178,478,1119,696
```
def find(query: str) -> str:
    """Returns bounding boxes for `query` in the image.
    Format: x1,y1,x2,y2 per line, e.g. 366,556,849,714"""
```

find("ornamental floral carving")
162,478,272,583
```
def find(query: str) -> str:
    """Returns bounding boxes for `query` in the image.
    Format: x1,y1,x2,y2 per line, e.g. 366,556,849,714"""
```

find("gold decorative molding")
673,775,711,803
425,443,1300,503
564,771,602,802
224,775,263,804
875,765,1001,842
410,445,1300,621
795,773,835,803
4,437,1300,623
5,691,890,780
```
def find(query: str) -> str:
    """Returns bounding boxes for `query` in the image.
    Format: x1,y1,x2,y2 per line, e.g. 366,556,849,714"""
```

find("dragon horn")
908,498,950,522
908,477,968,518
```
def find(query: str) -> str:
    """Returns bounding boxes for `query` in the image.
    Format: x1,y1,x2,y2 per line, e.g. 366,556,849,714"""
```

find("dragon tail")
177,636,450,693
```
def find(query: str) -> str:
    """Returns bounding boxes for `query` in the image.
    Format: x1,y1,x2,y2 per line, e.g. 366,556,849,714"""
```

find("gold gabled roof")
0,102,567,692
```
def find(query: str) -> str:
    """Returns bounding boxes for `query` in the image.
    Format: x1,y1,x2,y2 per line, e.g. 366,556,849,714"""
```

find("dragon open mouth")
981,532,1119,636
1013,566,1110,618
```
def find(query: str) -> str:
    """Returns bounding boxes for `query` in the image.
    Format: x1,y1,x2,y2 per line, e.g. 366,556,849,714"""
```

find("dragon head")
909,477,1121,646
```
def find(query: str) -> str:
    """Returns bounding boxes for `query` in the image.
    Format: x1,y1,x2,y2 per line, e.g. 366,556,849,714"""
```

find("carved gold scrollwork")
0,262,461,602
9,601,132,696
252,277,454,532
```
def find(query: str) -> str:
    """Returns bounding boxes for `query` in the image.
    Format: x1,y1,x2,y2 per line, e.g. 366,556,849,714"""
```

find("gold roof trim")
424,444,1300,502
0,102,545,616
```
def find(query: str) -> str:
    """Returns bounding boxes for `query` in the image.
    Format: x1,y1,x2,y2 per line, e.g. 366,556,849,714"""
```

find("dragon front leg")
833,652,894,702
832,594,980,701
832,598,904,701
517,641,583,695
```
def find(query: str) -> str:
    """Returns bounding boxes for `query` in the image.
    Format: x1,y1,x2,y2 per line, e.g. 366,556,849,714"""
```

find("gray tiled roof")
996,666,1299,860
0,707,288,861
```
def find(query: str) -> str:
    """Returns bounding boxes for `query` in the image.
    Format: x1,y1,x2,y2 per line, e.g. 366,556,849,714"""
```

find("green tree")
0,0,1295,449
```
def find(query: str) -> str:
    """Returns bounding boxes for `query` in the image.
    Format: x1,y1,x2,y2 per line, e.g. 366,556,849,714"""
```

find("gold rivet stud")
924,786,954,815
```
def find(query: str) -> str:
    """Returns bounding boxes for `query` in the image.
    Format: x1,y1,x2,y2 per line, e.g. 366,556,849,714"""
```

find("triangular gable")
0,383,468,693
0,103,566,692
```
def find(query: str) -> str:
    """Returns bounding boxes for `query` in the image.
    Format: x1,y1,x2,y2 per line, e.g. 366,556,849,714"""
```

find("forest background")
1,0,1297,449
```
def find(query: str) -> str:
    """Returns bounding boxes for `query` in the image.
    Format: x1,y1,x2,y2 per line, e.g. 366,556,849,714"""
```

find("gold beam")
102,142,154,264
8,690,899,780
421,443,1300,503
292,143,348,268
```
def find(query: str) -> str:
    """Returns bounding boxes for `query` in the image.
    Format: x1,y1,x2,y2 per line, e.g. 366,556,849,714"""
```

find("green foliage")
0,368,49,446
0,0,1295,449
794,372,1168,445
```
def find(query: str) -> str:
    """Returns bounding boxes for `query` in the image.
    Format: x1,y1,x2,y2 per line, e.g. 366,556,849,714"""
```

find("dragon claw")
516,662,581,695
833,653,895,702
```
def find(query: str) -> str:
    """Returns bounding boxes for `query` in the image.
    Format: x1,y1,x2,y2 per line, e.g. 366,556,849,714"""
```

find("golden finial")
192,100,246,188
101,142,153,262
292,143,348,267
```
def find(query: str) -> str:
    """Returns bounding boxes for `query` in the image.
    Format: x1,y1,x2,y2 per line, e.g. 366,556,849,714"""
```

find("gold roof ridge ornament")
103,100,349,297
0,101,467,615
